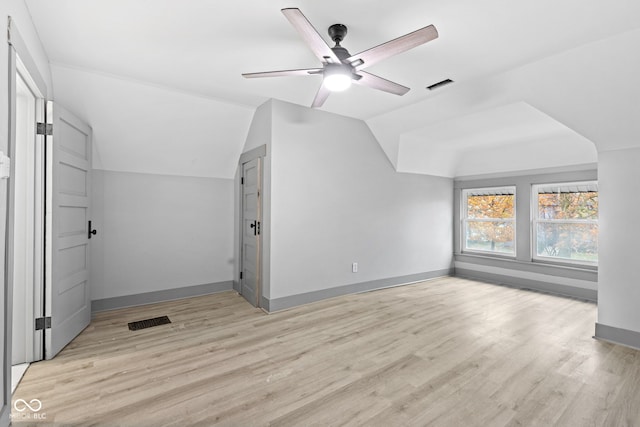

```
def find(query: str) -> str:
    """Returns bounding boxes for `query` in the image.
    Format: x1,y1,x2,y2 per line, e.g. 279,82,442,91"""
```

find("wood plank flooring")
11,277,640,426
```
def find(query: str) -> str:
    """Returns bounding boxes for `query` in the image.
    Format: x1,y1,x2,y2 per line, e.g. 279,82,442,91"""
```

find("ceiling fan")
242,8,439,108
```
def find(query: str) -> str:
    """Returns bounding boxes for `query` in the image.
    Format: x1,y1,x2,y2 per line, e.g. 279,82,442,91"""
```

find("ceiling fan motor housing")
331,45,351,61
328,24,348,44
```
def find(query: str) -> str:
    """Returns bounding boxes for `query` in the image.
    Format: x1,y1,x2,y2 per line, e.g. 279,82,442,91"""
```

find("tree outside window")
534,182,598,264
463,188,515,255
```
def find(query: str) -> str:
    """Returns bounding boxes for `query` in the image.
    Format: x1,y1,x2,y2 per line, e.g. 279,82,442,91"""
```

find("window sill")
455,252,598,273
459,250,516,261
531,257,598,271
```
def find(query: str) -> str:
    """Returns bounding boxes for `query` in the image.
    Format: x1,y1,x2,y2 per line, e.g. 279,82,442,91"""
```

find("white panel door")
45,103,92,359
241,158,261,307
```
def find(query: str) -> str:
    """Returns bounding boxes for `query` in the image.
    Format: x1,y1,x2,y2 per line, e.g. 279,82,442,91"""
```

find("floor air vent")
128,315,171,331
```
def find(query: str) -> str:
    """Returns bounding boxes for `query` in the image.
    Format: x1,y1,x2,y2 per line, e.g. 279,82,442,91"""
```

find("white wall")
597,148,640,332
90,170,234,300
268,100,453,299
453,135,596,178
242,100,272,154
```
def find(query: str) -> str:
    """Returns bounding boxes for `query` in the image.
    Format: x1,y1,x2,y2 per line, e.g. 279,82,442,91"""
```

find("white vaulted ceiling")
50,64,254,179
397,103,598,178
24,0,640,177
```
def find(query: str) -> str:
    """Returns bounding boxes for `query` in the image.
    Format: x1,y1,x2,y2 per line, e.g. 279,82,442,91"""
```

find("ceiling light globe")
323,73,352,92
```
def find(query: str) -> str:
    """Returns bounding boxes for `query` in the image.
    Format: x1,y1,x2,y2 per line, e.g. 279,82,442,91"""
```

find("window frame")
531,181,598,266
461,186,517,257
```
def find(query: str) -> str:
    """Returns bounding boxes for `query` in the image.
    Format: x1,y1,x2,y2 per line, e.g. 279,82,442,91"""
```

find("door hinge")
241,177,244,185
35,317,51,331
240,272,243,280
36,122,53,136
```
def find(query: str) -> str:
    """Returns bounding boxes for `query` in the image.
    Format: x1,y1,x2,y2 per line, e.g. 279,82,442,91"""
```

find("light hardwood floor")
11,277,640,426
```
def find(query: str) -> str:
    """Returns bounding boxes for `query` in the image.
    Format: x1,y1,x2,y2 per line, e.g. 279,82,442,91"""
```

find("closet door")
45,102,93,359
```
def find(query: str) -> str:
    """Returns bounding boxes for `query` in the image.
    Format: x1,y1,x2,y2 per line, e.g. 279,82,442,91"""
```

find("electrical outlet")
352,262,358,273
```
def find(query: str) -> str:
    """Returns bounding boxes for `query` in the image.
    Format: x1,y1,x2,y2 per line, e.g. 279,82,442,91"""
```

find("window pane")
537,192,598,220
536,222,598,262
465,221,515,254
467,194,515,219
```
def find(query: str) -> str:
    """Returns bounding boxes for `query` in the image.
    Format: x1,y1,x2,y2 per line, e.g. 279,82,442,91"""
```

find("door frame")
4,16,49,420
11,61,46,366
237,145,266,308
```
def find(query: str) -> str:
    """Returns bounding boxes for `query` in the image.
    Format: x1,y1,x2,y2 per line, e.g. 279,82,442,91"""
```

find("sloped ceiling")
51,64,254,178
369,27,640,175
397,102,598,178
24,0,640,178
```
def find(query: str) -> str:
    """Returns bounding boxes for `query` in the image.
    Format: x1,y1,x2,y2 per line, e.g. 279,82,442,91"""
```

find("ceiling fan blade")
281,8,340,64
353,71,410,96
311,84,331,108
347,25,438,70
242,68,323,79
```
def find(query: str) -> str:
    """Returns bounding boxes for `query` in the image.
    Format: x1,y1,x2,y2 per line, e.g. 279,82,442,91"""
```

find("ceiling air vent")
427,79,454,91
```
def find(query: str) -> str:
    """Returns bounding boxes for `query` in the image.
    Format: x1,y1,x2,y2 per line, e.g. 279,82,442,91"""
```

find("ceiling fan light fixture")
323,73,352,92
323,64,352,92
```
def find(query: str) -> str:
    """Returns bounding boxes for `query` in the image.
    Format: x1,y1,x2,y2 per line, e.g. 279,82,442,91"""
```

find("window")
463,187,516,255
533,182,598,264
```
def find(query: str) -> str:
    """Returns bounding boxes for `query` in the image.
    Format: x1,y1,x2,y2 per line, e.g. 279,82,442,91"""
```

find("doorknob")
88,220,97,239
249,221,260,236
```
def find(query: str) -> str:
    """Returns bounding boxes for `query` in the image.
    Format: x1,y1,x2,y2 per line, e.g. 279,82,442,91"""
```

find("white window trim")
462,187,516,257
531,181,598,266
